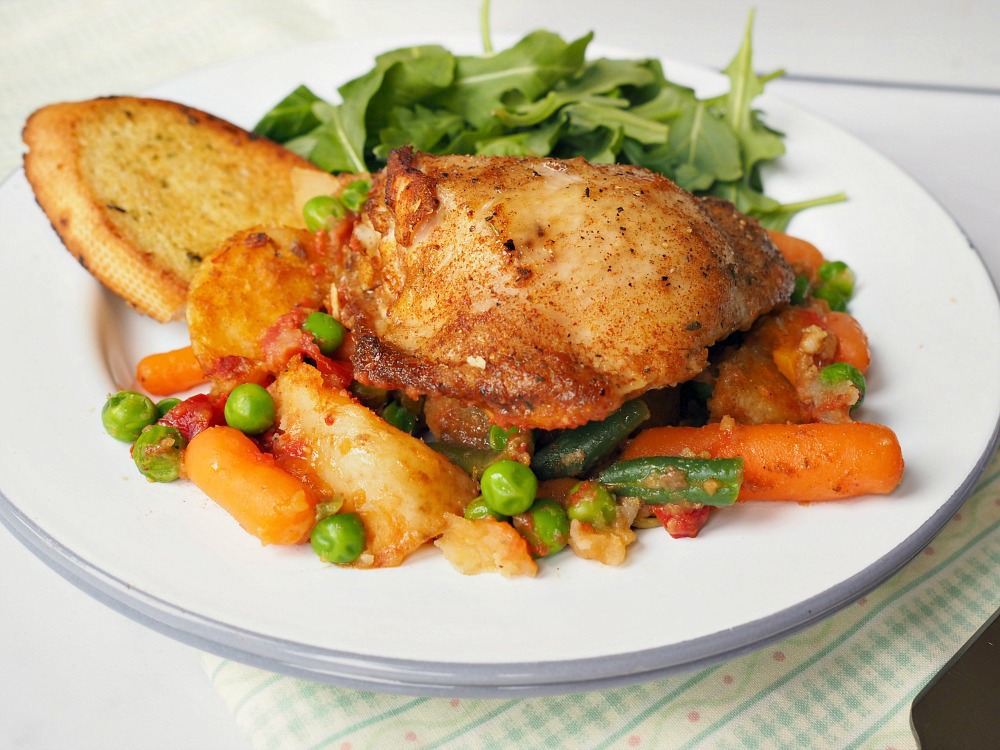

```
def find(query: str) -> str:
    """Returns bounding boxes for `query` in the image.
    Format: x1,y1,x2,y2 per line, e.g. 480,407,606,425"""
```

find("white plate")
1,37,999,697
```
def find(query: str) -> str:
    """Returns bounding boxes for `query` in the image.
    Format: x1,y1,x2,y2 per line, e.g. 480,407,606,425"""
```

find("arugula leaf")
285,100,367,174
715,10,786,173
432,30,592,127
364,46,456,143
667,102,742,192
254,85,324,142
564,98,668,145
374,104,465,159
255,12,844,227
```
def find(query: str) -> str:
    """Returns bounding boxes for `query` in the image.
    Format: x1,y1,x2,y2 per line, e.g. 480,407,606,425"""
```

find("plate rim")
2,34,1000,697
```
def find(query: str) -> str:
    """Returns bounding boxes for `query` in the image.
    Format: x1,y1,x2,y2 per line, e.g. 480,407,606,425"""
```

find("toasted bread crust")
23,96,320,321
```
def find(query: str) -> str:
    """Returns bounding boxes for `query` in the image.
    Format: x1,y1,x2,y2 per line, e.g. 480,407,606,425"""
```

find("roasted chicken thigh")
337,147,794,429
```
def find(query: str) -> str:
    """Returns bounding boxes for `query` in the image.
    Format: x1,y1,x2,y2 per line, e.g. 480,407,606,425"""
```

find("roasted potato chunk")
434,514,537,577
187,226,335,391
270,359,478,568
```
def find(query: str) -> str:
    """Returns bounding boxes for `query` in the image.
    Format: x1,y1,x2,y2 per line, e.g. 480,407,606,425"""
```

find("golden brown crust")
23,96,320,322
338,149,795,430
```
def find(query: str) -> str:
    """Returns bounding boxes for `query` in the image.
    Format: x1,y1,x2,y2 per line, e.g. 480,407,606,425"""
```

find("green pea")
301,311,346,355
820,362,866,407
311,512,366,564
818,260,855,298
513,498,570,558
340,179,372,212
224,383,275,435
132,425,187,482
302,195,345,231
480,460,537,516
156,397,182,419
812,284,848,312
464,496,509,521
566,481,618,528
381,400,418,434
102,390,158,442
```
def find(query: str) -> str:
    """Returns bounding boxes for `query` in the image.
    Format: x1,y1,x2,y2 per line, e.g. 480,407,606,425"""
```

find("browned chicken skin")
336,147,794,429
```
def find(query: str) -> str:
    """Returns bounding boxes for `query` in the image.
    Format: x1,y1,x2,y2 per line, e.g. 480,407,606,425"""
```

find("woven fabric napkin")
4,2,999,748
203,448,999,750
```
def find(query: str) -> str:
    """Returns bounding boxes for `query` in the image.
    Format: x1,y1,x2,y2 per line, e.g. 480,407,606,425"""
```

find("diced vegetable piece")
530,398,650,480
184,426,318,545
651,504,713,538
620,422,904,502
434,514,538,577
157,392,225,441
566,496,640,565
597,456,744,507
135,346,208,396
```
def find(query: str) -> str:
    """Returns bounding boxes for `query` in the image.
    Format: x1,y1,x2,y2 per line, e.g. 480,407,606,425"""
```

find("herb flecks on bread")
23,96,321,322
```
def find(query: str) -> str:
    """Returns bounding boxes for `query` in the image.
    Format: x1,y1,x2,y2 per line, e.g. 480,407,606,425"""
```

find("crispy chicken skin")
336,147,794,429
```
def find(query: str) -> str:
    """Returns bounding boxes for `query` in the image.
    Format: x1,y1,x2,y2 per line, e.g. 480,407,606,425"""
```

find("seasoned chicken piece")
338,147,794,429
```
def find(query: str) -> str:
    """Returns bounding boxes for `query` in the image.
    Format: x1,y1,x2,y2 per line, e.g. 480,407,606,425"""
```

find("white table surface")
1,2,998,748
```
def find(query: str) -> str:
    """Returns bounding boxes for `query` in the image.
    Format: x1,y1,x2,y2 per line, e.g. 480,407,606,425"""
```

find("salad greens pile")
255,10,843,231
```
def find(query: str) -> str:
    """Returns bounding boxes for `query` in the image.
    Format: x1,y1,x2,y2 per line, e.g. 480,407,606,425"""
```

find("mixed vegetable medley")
99,16,903,577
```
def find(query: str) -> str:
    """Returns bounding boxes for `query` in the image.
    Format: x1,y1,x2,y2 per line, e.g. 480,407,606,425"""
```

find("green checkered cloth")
202,445,1000,750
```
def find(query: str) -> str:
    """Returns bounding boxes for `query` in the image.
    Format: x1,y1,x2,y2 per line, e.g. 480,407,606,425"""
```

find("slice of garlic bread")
23,96,322,322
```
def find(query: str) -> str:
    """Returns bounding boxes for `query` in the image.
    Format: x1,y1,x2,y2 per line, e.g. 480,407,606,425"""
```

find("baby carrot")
184,425,318,545
825,311,871,374
767,230,826,281
136,346,209,395
620,422,903,503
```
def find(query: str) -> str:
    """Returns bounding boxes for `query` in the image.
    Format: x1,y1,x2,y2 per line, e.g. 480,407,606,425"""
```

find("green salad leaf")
254,10,844,229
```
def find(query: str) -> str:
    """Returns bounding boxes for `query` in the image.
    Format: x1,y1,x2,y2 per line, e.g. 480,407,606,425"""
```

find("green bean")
597,456,744,507
430,442,499,481
530,399,650,480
